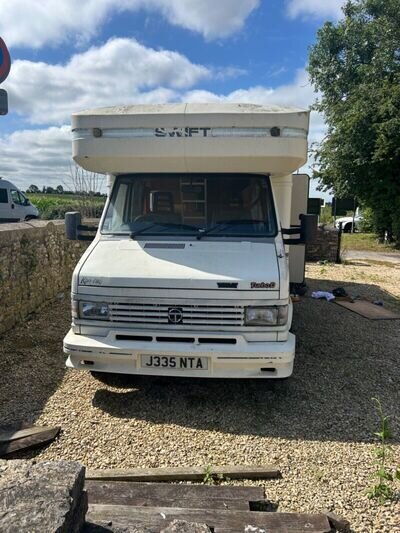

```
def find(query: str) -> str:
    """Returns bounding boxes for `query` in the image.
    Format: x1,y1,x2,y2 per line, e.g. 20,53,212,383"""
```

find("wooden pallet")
84,480,334,532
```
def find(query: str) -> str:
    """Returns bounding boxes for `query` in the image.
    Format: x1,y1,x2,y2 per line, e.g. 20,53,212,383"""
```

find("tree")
26,184,40,193
308,0,400,242
56,184,64,194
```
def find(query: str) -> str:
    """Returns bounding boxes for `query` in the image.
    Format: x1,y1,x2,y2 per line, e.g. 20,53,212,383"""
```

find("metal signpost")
0,37,11,115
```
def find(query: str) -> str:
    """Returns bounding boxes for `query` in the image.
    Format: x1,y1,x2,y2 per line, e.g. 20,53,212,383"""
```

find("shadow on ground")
0,298,68,427
0,277,399,446
91,277,400,443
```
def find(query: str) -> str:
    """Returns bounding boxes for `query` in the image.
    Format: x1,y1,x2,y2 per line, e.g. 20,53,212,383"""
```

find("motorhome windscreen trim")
101,173,278,238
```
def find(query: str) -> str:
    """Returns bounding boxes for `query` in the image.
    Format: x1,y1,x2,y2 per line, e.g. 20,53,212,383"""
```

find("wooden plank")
86,481,264,510
0,425,58,443
86,465,280,482
85,481,264,501
90,495,249,511
0,427,60,456
87,504,332,533
335,299,400,320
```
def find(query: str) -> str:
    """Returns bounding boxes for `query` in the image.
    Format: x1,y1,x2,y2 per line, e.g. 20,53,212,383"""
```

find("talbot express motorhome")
0,178,39,222
64,103,316,380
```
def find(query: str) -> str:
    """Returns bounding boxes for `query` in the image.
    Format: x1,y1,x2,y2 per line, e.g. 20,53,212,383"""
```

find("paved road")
343,249,400,264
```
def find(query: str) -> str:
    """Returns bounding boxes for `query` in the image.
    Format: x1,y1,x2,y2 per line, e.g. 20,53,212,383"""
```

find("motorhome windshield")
102,174,277,238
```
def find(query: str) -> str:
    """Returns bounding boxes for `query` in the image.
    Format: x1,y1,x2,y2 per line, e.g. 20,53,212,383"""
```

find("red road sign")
0,37,11,84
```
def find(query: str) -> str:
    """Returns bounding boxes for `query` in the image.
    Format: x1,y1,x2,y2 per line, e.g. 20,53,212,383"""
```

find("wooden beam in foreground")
0,426,60,456
86,465,281,482
87,504,332,533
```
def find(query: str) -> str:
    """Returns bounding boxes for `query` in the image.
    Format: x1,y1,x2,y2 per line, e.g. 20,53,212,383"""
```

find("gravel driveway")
0,261,399,532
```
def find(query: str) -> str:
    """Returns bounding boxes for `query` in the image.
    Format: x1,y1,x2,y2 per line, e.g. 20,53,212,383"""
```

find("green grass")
341,233,399,252
27,193,105,219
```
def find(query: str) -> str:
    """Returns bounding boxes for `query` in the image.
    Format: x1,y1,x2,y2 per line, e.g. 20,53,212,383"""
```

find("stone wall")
306,226,340,263
0,220,340,336
0,220,89,335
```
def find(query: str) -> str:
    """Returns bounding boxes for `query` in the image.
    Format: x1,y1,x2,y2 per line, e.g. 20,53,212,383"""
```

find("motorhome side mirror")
65,211,82,240
300,214,318,244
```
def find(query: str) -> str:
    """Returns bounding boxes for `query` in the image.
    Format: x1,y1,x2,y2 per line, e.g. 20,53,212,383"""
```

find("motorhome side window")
102,174,277,237
0,188,7,203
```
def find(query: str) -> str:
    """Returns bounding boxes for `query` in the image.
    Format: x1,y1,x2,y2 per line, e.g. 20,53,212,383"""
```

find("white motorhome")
0,178,39,222
64,103,316,380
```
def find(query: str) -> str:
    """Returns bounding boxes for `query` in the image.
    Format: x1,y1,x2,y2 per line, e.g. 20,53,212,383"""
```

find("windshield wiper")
196,219,267,240
130,222,198,239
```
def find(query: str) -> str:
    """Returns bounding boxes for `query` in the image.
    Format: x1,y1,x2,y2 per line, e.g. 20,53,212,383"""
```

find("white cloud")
184,68,315,109
4,38,209,124
154,0,260,40
0,126,73,189
1,0,259,48
1,66,328,192
286,0,345,19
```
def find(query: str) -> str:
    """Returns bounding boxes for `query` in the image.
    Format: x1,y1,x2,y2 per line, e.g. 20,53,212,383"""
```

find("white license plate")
141,355,208,371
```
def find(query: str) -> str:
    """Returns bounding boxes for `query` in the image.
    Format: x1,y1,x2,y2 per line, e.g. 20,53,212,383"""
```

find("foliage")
341,232,398,252
202,465,225,486
27,193,105,220
319,203,334,226
308,0,400,244
25,165,105,219
367,397,399,503
203,465,215,485
26,184,40,193
358,206,375,233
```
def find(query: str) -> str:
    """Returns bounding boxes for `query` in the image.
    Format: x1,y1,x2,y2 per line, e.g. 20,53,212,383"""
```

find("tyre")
343,222,353,233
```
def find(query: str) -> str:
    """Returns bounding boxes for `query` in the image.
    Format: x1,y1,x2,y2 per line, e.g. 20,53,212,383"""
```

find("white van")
0,178,39,222
64,103,316,380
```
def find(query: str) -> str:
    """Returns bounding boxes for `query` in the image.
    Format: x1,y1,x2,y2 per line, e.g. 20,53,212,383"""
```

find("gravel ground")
0,260,399,532
342,250,400,265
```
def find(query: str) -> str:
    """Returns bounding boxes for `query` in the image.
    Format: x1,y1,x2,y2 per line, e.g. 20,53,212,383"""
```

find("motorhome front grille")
108,303,244,326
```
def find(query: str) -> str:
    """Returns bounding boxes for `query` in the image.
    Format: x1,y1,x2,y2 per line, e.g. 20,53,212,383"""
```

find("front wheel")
343,222,353,233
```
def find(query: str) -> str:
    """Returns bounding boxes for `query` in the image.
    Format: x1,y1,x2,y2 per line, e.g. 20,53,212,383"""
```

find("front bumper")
63,329,295,379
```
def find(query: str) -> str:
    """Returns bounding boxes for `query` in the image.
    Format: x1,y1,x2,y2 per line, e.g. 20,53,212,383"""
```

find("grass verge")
341,233,399,252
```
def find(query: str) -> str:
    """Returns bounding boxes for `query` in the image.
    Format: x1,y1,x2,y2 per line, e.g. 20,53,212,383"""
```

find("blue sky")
0,0,344,194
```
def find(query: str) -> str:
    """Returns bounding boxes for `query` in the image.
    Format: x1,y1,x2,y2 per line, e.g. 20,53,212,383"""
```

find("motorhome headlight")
245,306,288,326
79,301,110,320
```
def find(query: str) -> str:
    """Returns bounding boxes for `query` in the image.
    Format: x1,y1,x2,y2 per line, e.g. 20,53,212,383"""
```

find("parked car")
0,178,39,222
335,209,363,233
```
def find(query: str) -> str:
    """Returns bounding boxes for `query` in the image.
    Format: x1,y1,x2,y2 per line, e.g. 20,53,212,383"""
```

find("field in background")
342,233,399,252
27,193,106,220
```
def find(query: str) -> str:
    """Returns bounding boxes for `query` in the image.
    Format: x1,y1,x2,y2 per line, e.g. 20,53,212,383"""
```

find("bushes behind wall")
0,220,89,335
